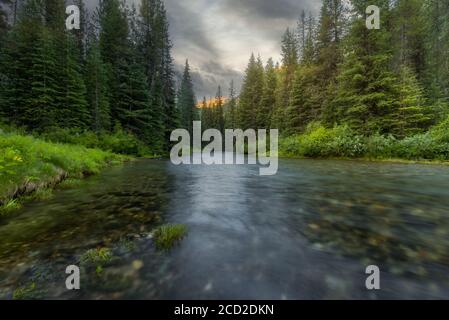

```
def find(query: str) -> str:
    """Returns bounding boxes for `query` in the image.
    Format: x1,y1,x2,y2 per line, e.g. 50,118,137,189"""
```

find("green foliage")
12,282,37,300
280,121,449,161
24,187,53,201
39,127,151,156
237,54,265,130
153,224,188,250
178,60,198,134
280,123,365,158
85,43,111,133
0,199,22,216
81,248,114,266
58,178,83,189
0,0,180,156
0,129,124,204
224,80,238,129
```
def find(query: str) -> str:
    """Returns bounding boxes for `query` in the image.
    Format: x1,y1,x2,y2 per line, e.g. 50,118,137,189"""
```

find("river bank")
0,131,130,215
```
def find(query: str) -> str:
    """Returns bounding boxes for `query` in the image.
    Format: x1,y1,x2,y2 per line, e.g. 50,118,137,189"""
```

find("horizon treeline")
0,0,199,153
202,0,449,139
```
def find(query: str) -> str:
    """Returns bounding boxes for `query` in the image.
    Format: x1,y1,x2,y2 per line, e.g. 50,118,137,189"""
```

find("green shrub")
365,134,397,159
280,123,365,158
394,133,449,160
279,121,449,161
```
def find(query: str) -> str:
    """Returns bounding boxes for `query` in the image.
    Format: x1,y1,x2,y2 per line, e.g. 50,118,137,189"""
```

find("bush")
394,133,449,160
365,134,397,159
279,121,449,161
280,123,365,158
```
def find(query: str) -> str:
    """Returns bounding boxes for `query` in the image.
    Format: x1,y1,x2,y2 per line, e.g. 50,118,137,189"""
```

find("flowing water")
1,156,449,299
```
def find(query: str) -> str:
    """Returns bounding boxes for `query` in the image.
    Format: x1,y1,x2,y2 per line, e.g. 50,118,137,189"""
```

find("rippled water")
1,155,449,299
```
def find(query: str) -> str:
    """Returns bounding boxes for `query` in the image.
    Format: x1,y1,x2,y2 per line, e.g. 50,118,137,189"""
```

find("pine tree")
214,86,225,133
73,0,87,61
313,0,348,123
272,29,298,130
287,64,322,133
302,13,316,65
393,65,433,137
59,33,89,129
138,0,179,151
330,0,398,134
27,26,59,130
118,61,153,142
423,0,449,113
85,42,111,133
98,0,130,125
224,80,237,129
237,54,265,130
391,0,426,78
259,58,276,129
0,0,10,39
0,0,11,117
178,60,197,134
200,96,212,130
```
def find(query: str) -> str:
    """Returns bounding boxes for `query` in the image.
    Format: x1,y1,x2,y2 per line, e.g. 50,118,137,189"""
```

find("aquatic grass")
80,248,114,266
153,224,188,250
12,282,37,300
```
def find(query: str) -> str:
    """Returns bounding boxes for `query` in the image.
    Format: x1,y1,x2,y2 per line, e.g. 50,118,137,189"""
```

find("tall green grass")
0,129,126,205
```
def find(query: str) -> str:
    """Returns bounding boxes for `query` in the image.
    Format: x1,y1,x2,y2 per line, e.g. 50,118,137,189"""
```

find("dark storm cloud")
164,1,220,60
83,0,320,98
220,0,318,20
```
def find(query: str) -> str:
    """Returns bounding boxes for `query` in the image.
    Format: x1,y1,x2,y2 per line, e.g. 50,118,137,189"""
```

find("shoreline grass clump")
80,248,114,266
12,282,37,300
80,247,114,276
153,224,188,250
0,199,22,216
58,178,83,189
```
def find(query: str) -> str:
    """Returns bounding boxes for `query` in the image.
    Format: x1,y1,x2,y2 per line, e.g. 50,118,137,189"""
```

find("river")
1,156,449,299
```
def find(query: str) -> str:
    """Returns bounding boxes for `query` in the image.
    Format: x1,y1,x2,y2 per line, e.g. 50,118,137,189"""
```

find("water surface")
1,156,449,299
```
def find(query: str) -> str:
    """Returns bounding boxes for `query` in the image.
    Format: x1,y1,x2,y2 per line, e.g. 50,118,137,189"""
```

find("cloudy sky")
88,0,321,98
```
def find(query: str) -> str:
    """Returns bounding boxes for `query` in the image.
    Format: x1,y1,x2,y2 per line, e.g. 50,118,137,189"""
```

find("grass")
0,199,22,216
58,178,83,189
80,247,114,277
0,129,127,212
80,248,114,266
12,282,37,300
153,224,188,250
